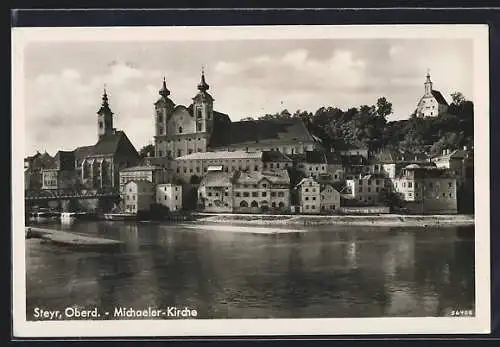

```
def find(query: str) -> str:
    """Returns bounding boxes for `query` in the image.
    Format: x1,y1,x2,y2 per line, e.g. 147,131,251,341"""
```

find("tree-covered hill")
255,92,474,156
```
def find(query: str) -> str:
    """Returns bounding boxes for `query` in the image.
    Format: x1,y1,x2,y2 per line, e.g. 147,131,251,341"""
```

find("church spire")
98,85,113,115
424,69,433,95
197,67,209,92
159,76,170,97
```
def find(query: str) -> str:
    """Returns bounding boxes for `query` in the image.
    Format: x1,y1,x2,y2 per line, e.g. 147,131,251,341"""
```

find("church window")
197,109,202,118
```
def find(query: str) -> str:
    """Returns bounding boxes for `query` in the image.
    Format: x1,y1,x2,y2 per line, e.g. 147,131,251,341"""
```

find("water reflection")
26,221,475,319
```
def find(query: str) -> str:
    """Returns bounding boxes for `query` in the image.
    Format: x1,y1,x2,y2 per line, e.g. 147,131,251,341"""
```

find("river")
25,220,475,319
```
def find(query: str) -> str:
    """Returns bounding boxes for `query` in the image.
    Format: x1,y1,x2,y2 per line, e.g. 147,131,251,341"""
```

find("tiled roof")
74,131,139,160
295,177,318,188
305,150,326,164
338,142,368,151
326,152,342,165
235,169,290,185
176,150,262,161
74,145,94,160
200,171,234,187
371,148,400,164
431,90,449,106
320,184,339,193
209,118,315,148
262,151,292,162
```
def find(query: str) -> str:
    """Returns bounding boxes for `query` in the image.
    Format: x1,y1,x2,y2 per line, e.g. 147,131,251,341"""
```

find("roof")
175,150,262,161
209,118,315,148
433,149,471,160
124,179,154,186
338,142,369,151
262,151,292,162
341,155,368,166
371,148,400,164
295,177,319,188
320,184,339,193
199,171,235,187
431,90,449,106
54,150,75,170
120,165,162,172
326,152,342,165
235,169,290,185
305,150,326,164
400,166,455,179
74,145,94,160
74,131,139,160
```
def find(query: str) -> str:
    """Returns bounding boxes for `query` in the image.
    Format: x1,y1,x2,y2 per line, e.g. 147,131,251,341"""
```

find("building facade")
233,170,290,213
391,164,457,214
119,165,171,192
122,180,155,214
345,175,387,205
295,177,321,214
320,184,341,212
156,184,183,212
197,171,234,213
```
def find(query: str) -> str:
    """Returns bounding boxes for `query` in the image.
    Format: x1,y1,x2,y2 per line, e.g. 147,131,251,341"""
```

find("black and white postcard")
12,24,491,337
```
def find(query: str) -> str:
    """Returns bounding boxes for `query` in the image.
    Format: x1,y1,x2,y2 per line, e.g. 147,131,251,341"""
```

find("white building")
156,183,183,212
295,177,321,214
122,180,155,214
345,175,387,205
415,72,449,118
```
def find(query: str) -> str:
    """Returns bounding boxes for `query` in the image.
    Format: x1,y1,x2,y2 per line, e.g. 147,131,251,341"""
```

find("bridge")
25,188,120,201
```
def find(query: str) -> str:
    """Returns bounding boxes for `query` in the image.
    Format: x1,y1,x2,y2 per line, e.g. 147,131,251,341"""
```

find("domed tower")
154,77,175,157
97,86,114,140
192,69,214,134
424,69,433,96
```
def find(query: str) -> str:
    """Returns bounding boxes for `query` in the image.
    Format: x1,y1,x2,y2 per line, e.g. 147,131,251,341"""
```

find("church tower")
97,87,114,140
192,69,214,134
424,70,433,96
154,77,175,157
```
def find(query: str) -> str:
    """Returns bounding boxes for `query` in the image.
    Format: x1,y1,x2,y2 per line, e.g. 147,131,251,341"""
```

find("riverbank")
26,227,123,250
193,213,475,227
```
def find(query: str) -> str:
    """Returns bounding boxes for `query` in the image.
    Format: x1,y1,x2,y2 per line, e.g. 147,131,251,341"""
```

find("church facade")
153,72,319,162
415,72,449,118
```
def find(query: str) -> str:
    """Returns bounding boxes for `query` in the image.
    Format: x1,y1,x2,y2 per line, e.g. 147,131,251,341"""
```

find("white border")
12,24,491,337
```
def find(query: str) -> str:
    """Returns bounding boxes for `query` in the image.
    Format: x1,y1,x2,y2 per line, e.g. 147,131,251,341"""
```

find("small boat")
103,213,137,221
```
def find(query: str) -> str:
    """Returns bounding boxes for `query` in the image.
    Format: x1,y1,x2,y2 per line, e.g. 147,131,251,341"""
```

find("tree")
376,97,393,118
241,117,255,121
450,92,466,106
138,144,155,159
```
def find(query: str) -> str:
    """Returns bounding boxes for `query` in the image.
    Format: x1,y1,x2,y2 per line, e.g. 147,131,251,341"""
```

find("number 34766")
449,309,474,316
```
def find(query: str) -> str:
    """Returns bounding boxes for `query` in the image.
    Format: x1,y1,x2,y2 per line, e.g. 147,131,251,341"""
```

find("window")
312,197,316,201
175,196,178,200
305,188,309,192
254,165,258,171
178,126,183,133
158,115,163,122
243,192,250,197
208,192,212,197
408,182,413,188
262,183,267,188
359,187,363,193
278,192,284,197
271,192,276,197
262,192,267,197
177,150,182,157
188,149,193,155
305,205,309,209
311,205,315,209
368,187,371,193
305,197,309,201
376,180,381,185
236,192,241,197
448,182,452,188
252,192,258,197
312,188,316,193
358,180,362,185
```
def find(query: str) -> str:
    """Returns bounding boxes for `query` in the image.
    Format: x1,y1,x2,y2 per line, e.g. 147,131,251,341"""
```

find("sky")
23,38,473,157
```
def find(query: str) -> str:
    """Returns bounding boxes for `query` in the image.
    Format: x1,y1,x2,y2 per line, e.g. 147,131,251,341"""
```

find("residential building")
345,175,387,205
119,164,172,192
320,184,341,213
369,148,432,179
153,72,320,160
295,177,321,214
173,150,264,183
262,151,293,171
431,147,474,185
326,151,344,182
292,150,328,180
391,164,457,214
122,180,155,214
41,151,78,190
156,183,183,212
415,71,449,118
197,170,234,213
233,170,291,213
338,143,369,159
341,155,370,180
24,151,55,191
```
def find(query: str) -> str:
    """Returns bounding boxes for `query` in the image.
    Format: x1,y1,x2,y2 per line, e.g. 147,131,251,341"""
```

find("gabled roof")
262,151,292,162
295,177,318,188
431,90,449,106
371,148,400,164
199,171,234,187
74,145,94,160
326,152,342,165
305,150,326,164
92,131,134,156
320,184,339,193
235,169,290,185
209,118,315,148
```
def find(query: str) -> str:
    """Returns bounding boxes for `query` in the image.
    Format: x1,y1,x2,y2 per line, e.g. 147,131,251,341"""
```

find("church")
153,71,319,160
415,71,449,118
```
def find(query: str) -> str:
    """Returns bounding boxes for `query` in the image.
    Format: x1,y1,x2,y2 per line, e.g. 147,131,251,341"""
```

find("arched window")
278,202,285,208
178,126,183,133
271,202,276,208
240,200,248,208
251,201,258,208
